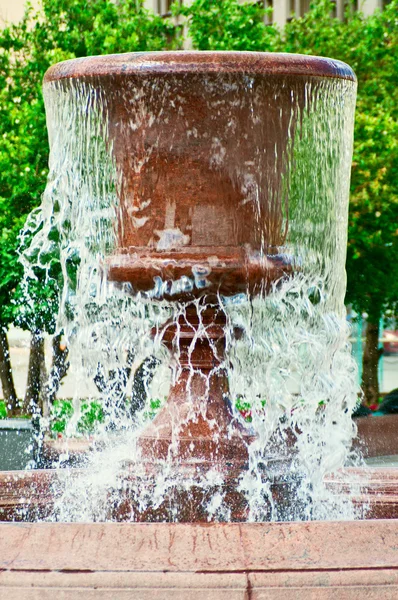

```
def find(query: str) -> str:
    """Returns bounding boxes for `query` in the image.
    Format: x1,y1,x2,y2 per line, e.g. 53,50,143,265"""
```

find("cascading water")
20,52,360,522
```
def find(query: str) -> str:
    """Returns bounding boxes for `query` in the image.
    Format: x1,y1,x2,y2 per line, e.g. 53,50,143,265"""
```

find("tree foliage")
174,0,278,50
0,0,178,409
281,0,398,403
282,1,398,325
0,0,179,329
179,0,398,403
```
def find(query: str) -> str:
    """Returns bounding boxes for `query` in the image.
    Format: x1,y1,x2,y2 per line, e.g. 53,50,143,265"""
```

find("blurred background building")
145,1,386,28
0,0,389,28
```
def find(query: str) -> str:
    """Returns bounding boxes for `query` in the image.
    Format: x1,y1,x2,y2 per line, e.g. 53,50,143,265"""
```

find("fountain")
2,52,398,596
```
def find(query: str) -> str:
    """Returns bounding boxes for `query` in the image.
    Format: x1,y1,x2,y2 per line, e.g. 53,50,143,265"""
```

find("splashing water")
20,53,359,522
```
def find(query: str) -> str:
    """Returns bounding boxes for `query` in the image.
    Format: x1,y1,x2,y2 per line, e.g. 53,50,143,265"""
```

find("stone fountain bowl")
44,51,355,300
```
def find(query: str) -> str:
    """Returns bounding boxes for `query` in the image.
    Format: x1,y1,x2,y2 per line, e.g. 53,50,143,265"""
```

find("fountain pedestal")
113,304,254,522
138,306,248,465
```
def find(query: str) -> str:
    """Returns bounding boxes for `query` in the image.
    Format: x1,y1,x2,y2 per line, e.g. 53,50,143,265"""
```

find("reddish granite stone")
0,521,398,598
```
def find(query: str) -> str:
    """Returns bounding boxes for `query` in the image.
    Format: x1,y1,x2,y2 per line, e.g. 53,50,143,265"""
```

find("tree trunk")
23,331,47,416
94,348,136,418
0,326,18,415
362,319,382,406
42,333,69,414
130,356,160,417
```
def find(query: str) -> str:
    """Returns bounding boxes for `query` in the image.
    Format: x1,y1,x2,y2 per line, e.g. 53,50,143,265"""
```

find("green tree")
0,10,49,413
174,0,279,51
182,0,398,404
0,0,177,414
281,1,398,405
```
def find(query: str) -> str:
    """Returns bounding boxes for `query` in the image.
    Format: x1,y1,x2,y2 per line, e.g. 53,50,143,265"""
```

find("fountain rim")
44,50,356,83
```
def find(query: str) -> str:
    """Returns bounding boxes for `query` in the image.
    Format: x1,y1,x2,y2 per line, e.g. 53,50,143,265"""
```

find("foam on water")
21,62,359,522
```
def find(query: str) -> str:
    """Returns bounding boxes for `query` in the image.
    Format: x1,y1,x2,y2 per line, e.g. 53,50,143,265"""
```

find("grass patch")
0,401,7,419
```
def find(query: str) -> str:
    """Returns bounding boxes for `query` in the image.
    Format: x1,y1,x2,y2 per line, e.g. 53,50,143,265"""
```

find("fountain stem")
139,305,250,467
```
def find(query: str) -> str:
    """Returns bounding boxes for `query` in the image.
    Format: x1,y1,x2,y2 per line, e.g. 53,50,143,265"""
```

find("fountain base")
106,458,304,522
3,466,398,522
2,520,398,598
